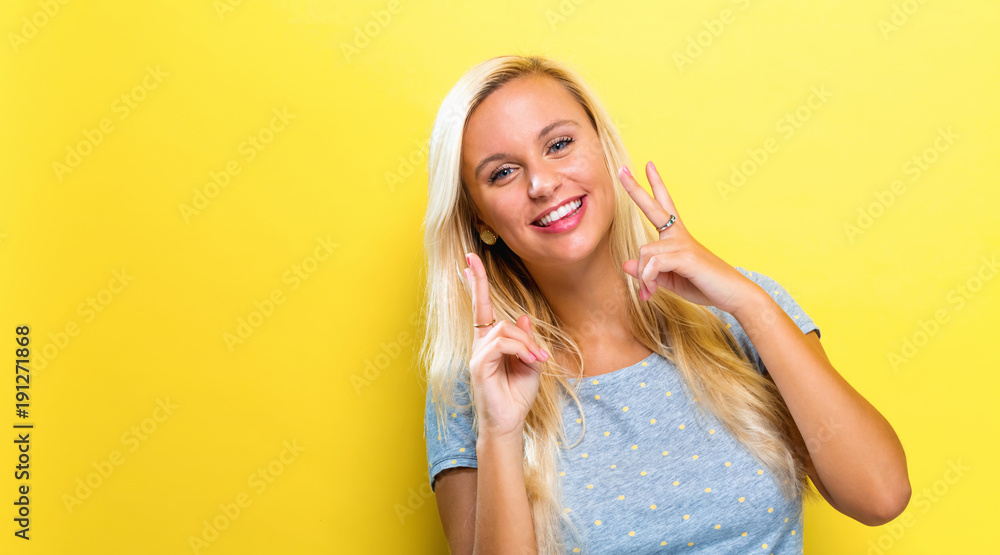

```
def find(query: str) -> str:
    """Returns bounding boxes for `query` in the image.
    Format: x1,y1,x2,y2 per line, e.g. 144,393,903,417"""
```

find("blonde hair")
419,54,817,554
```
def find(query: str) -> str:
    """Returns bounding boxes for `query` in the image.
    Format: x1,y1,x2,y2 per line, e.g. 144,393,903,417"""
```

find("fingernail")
465,254,471,267
623,165,632,178
541,348,549,359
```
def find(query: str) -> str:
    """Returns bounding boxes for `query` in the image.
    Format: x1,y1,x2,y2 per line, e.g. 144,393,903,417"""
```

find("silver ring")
656,214,676,232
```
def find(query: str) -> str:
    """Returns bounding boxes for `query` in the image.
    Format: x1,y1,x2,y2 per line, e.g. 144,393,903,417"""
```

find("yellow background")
1,0,997,553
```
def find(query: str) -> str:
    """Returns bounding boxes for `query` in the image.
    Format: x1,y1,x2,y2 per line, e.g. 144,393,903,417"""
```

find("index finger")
644,161,680,221
617,165,674,231
464,252,496,337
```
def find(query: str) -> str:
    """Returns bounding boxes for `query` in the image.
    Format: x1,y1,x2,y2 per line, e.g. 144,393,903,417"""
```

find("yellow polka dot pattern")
509,326,809,552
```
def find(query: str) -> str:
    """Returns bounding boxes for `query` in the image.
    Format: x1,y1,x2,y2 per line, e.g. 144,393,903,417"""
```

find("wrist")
732,290,782,337
477,427,524,451
730,283,774,323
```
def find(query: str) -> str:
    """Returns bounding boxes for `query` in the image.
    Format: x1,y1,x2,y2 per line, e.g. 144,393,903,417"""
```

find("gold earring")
479,228,497,245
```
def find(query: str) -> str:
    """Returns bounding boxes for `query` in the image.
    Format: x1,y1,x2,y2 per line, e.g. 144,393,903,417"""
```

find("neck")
522,233,633,351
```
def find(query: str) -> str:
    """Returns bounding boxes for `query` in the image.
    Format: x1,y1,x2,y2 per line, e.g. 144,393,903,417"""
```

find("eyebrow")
473,119,579,180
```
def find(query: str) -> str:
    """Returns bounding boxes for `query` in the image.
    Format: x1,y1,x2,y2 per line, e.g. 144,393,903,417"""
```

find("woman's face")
460,74,616,270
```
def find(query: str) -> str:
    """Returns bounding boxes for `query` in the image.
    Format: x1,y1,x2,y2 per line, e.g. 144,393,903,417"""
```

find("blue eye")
549,136,573,152
488,165,514,184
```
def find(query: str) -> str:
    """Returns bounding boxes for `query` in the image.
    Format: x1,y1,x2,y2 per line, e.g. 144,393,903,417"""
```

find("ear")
473,214,492,233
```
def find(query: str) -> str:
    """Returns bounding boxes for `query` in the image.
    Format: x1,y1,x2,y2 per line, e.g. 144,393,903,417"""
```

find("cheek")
561,157,600,186
575,147,608,182
485,195,523,229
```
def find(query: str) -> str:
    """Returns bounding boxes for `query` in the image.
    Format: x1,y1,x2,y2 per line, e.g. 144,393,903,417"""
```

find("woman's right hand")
463,252,549,441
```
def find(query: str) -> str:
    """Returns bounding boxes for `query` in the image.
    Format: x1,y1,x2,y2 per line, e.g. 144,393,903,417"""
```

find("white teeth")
537,198,582,227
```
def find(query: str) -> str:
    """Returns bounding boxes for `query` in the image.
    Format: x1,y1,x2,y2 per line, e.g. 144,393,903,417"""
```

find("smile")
531,195,586,233
533,197,584,227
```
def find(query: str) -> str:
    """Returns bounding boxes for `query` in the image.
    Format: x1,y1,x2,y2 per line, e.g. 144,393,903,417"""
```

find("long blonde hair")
419,54,817,554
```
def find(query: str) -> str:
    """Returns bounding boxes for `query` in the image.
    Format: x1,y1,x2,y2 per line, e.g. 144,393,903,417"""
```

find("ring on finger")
473,316,497,328
655,214,676,232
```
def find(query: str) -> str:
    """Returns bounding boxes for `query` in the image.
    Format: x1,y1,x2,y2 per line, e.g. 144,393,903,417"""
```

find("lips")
531,195,586,233
531,195,585,227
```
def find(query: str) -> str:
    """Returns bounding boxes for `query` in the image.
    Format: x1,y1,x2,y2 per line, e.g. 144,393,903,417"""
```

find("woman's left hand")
617,160,762,317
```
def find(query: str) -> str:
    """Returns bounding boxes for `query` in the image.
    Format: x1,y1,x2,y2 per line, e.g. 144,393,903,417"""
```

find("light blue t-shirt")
425,267,820,554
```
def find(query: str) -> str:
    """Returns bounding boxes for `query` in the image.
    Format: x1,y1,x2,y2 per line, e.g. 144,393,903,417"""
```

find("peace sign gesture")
617,161,760,317
462,252,549,441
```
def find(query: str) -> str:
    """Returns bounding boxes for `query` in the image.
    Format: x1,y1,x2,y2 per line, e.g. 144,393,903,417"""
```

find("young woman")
420,54,910,554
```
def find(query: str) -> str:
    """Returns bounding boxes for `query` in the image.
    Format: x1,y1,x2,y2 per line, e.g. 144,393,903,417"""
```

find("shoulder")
721,266,819,337
707,266,822,370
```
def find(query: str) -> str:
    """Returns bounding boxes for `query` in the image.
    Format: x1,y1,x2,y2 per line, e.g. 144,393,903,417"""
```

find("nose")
528,166,559,199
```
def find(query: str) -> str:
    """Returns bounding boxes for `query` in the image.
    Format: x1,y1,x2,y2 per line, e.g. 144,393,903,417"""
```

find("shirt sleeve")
714,266,821,376
424,370,479,491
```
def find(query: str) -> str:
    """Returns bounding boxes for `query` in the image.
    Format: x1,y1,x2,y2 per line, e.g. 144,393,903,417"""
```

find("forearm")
733,289,910,524
474,430,537,555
